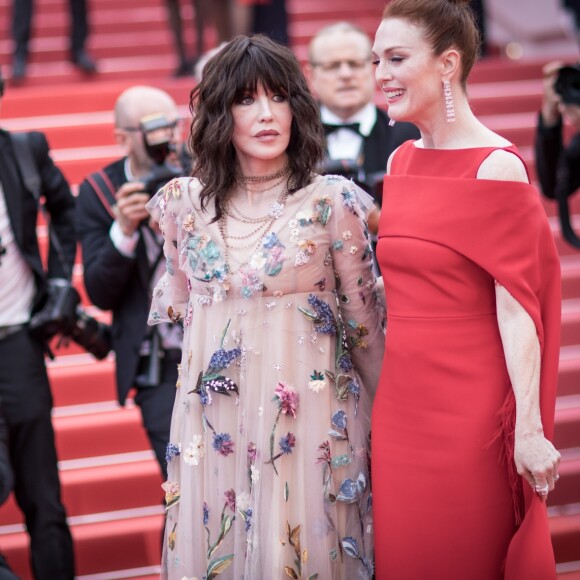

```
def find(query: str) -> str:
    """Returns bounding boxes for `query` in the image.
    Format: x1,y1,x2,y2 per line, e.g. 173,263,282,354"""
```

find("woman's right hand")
514,429,561,501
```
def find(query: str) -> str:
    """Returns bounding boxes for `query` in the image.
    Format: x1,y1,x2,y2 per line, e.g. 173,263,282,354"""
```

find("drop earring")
443,79,455,123
388,118,396,127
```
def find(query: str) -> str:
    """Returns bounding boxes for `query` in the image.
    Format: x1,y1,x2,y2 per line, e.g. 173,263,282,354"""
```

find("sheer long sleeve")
146,179,191,326
327,177,386,395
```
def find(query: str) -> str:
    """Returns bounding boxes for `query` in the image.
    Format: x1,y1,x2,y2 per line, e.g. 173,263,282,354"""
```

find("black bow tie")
323,122,361,136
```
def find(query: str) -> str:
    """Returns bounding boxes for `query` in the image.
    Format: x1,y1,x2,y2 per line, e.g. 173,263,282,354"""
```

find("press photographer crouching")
535,60,580,247
76,86,189,480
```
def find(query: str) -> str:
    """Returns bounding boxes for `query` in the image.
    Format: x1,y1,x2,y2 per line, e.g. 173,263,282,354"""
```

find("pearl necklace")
224,181,289,225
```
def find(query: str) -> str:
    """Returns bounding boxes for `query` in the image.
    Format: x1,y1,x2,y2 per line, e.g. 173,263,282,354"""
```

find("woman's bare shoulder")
477,149,529,183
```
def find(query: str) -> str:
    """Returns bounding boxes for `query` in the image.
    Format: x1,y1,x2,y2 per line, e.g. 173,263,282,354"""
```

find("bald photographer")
76,86,189,480
535,60,580,246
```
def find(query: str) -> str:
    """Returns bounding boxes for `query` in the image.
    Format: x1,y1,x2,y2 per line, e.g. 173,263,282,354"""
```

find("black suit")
0,130,75,579
76,159,177,480
12,0,88,58
0,405,19,580
323,106,420,204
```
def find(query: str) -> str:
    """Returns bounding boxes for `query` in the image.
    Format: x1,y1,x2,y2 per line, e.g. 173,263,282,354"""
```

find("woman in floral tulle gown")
147,35,385,579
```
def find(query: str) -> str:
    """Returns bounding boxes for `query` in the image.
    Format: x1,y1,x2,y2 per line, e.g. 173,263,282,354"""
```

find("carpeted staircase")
0,0,579,578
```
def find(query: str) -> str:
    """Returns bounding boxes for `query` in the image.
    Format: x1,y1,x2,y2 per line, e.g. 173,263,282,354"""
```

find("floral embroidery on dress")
268,382,300,475
313,196,333,226
184,233,228,284
183,435,205,466
282,521,318,580
295,239,318,267
204,492,235,578
162,481,180,510
165,442,181,463
189,320,241,407
182,211,195,233
262,232,287,276
238,266,265,299
150,176,381,579
341,187,359,214
163,178,182,202
346,320,369,350
308,370,328,393
298,294,337,335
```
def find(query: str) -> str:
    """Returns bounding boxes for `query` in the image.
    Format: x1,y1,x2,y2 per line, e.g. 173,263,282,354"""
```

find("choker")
236,163,291,184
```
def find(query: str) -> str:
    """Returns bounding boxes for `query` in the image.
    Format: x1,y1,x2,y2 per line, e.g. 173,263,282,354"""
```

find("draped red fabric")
376,174,561,578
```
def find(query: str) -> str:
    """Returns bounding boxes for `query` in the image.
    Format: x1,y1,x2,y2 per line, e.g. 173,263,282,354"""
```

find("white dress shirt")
321,103,377,160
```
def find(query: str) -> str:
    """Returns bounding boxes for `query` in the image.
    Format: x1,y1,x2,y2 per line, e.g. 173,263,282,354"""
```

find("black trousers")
133,350,179,482
0,329,74,580
252,0,288,45
12,0,88,57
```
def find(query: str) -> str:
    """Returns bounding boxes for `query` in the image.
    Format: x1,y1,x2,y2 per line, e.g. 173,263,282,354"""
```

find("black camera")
555,63,580,105
139,113,187,196
29,279,111,360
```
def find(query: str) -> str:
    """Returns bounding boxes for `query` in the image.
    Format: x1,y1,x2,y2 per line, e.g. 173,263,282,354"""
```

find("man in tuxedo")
76,86,186,480
0,70,76,579
11,0,96,81
306,22,419,209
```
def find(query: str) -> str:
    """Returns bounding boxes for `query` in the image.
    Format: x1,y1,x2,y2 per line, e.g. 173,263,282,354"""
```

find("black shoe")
71,50,97,74
11,54,26,82
173,59,194,78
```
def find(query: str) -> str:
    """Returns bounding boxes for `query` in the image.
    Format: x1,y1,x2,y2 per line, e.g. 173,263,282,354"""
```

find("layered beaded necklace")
219,164,292,271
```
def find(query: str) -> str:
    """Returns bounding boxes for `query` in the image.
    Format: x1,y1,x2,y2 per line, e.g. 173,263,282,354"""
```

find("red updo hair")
383,0,481,87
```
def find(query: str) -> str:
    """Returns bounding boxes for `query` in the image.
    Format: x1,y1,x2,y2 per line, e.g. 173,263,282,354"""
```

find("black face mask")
555,63,580,105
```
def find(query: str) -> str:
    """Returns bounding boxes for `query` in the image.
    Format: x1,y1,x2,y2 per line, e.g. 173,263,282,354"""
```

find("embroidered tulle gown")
148,174,385,579
373,141,561,579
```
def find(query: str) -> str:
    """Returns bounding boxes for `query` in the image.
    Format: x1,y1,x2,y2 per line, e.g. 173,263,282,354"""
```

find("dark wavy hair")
189,34,325,221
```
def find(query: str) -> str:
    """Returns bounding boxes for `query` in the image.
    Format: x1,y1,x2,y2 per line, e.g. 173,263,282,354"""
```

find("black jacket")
323,107,420,204
76,158,155,405
0,129,76,313
534,112,580,201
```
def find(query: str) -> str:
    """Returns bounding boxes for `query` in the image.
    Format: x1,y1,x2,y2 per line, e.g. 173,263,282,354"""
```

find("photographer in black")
0,69,75,578
76,86,187,480
535,60,580,247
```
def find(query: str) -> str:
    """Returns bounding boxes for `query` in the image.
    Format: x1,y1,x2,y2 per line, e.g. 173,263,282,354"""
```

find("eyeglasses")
310,58,371,73
119,118,184,133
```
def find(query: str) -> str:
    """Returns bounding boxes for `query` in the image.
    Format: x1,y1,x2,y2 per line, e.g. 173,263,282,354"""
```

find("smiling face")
308,30,375,120
231,84,293,172
372,17,444,128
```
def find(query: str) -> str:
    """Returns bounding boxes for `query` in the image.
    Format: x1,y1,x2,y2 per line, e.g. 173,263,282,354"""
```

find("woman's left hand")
514,430,561,501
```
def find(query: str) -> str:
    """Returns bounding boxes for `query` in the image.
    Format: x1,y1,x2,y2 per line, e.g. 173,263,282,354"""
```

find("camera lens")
555,64,580,105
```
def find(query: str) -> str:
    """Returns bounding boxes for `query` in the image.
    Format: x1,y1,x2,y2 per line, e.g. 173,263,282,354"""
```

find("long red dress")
373,141,561,579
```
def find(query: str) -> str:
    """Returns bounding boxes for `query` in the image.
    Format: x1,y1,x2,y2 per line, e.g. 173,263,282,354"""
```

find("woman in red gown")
370,1,562,578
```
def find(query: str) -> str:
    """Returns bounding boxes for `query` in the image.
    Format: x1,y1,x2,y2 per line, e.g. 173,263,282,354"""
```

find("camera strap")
88,170,165,281
85,170,117,219
10,132,73,279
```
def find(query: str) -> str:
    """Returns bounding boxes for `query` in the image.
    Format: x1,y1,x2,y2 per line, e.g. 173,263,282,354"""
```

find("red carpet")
0,0,578,576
